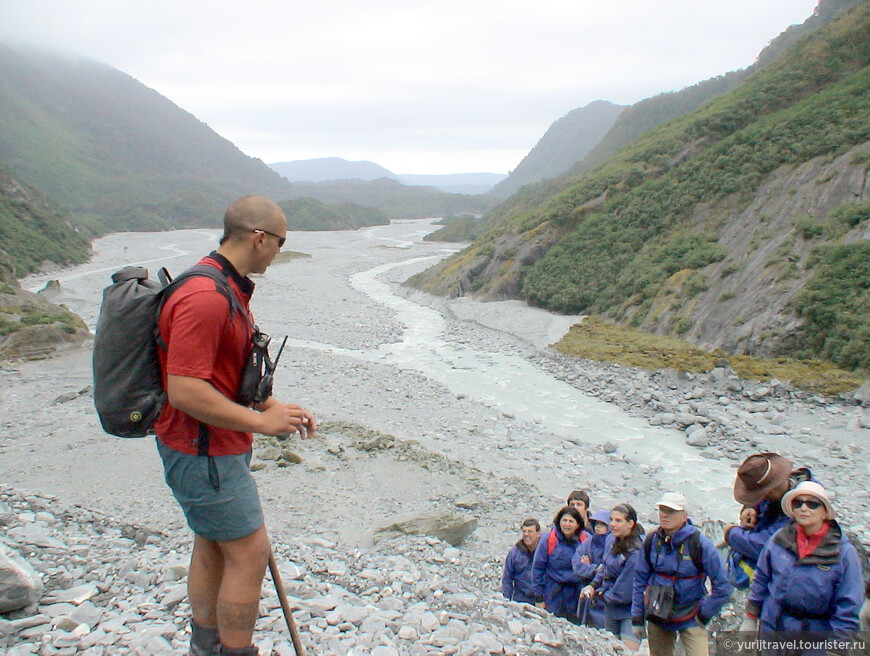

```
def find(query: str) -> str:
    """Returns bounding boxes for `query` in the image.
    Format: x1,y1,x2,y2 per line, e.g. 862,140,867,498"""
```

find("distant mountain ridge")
270,158,394,183
489,100,625,198
269,158,505,195
0,44,293,234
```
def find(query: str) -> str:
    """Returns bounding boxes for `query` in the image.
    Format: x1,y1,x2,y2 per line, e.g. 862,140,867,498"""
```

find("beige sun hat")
781,481,834,520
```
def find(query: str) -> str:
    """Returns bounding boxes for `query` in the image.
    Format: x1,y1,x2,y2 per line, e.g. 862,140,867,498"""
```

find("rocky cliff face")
641,142,870,357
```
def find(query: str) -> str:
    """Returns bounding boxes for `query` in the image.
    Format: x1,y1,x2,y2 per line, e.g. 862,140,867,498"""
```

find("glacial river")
24,220,736,520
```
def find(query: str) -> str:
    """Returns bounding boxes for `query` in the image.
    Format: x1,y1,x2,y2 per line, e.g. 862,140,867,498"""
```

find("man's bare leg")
188,535,224,655
216,524,271,649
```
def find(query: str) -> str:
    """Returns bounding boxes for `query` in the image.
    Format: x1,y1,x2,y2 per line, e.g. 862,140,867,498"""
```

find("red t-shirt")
154,255,256,456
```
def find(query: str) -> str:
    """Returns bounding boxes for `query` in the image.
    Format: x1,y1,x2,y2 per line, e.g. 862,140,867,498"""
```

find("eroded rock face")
0,542,43,613
0,285,90,361
374,510,479,546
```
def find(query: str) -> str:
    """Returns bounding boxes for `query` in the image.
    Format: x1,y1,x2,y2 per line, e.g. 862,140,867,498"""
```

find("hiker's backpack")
546,526,587,555
92,264,244,438
643,528,705,577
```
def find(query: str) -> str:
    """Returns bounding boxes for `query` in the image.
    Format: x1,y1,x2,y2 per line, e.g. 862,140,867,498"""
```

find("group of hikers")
101,195,868,656
502,452,868,655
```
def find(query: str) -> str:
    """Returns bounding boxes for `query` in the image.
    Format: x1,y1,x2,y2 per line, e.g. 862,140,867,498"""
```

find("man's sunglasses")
793,497,823,510
252,229,286,247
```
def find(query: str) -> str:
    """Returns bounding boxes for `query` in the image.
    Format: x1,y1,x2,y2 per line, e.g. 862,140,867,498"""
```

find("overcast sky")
3,0,819,175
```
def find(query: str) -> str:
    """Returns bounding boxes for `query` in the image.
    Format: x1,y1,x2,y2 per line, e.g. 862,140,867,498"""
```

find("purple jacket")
592,533,643,620
631,522,733,630
532,526,583,616
727,467,816,568
746,521,862,633
502,540,536,603
572,531,608,582
726,499,790,568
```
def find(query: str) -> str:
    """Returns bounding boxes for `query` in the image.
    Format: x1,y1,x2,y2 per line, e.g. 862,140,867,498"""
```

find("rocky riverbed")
2,220,868,655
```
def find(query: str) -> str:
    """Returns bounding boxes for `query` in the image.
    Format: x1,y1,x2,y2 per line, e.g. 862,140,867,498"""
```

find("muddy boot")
188,621,220,656
216,646,259,656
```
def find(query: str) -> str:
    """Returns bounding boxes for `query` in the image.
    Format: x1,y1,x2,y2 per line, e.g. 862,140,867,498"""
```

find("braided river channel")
24,219,736,521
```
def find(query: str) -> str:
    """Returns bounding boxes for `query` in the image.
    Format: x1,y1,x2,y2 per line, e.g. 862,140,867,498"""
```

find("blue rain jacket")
727,467,817,569
726,499,790,569
631,521,733,630
572,531,608,582
746,520,862,633
592,533,643,621
573,530,609,628
532,526,584,616
502,540,537,603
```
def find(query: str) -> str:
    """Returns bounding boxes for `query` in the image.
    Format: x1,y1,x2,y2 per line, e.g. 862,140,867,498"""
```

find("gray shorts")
156,438,264,542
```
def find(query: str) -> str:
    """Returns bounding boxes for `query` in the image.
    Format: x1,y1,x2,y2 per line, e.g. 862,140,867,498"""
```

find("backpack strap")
687,529,705,576
644,528,706,579
157,263,253,458
547,529,558,556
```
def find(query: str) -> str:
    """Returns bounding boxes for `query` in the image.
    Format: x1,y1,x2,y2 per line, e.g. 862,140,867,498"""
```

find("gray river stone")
0,543,43,612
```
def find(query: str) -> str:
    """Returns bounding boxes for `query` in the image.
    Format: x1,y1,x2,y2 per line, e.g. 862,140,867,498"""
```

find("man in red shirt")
156,195,316,656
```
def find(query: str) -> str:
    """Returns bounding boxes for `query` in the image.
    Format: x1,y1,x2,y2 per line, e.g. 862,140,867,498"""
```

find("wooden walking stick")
268,551,307,656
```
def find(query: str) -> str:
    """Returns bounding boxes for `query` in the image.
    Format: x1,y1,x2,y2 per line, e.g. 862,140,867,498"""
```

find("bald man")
155,195,316,656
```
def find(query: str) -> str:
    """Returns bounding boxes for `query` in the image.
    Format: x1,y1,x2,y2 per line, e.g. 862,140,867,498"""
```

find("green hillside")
410,1,870,371
280,197,388,231
0,160,90,276
0,44,293,234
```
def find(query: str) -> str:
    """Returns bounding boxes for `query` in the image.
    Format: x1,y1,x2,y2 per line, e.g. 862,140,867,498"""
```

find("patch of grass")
554,316,864,396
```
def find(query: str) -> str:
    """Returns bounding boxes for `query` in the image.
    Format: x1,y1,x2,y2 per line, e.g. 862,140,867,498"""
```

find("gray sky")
3,0,819,174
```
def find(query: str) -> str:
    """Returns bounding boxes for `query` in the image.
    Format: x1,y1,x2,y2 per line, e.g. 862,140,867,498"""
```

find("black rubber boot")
216,645,259,656
188,621,220,656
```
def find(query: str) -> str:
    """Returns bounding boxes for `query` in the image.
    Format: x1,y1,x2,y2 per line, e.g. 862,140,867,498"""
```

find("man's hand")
580,585,595,599
738,615,759,633
859,597,870,631
739,506,758,529
258,403,316,437
631,619,646,641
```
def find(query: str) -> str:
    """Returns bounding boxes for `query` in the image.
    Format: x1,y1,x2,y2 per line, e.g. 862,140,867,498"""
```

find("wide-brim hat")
734,453,793,505
781,481,834,520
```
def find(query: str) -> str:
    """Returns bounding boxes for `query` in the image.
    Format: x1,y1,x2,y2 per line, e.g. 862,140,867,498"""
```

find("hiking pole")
268,550,307,656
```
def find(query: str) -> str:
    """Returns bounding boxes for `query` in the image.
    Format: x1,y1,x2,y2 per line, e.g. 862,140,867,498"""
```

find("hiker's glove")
738,615,759,633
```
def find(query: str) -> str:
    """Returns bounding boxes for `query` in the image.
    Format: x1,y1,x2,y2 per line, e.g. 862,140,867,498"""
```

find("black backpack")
92,264,244,438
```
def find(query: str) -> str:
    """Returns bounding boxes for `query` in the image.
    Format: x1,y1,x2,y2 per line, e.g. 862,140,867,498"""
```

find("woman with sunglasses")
743,481,862,636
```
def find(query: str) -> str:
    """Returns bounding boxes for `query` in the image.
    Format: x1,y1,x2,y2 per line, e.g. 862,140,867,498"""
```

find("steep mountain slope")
0,159,90,276
0,162,90,359
409,2,870,370
489,101,624,199
0,44,292,233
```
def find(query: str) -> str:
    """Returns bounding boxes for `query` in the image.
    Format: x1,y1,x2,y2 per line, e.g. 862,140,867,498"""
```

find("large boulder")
373,510,478,546
0,542,43,612
0,284,90,361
